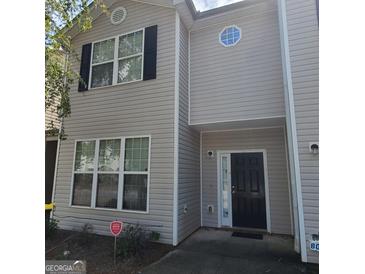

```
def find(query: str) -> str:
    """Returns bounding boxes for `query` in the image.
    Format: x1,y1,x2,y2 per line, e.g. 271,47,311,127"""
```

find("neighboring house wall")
286,0,319,263
53,0,176,244
177,19,201,242
201,127,292,235
189,0,285,125
45,97,60,132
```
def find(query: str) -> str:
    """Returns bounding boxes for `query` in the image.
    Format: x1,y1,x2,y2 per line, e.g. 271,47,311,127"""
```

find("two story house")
51,0,318,264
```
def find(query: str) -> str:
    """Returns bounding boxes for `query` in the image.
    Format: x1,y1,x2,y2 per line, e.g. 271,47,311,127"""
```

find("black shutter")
143,25,158,80
78,43,92,91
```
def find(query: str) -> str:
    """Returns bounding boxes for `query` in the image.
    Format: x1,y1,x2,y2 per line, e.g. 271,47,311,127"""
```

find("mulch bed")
46,230,173,274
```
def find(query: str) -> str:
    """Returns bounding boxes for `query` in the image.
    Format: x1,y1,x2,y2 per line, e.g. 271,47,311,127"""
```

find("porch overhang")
189,116,286,132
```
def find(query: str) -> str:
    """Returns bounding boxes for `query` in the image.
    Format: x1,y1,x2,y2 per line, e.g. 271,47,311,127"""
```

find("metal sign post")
110,221,123,266
114,235,117,265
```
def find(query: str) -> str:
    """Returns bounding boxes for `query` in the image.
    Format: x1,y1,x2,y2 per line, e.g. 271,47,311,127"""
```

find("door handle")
232,185,236,194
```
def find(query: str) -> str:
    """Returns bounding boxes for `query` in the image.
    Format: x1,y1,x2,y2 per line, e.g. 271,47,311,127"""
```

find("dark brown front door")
231,153,267,229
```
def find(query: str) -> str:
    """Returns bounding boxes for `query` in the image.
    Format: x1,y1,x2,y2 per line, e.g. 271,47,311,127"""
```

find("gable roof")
67,0,266,39
67,0,175,39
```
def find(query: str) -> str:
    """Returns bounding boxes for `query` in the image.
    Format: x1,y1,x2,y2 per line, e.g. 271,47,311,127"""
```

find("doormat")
231,232,263,240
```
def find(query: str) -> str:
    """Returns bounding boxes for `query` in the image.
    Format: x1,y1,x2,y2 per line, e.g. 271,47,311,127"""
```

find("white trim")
277,0,307,262
216,150,271,233
189,115,286,126
117,138,125,210
200,131,203,226
129,0,175,9
70,205,150,215
283,127,295,236
201,125,284,134
69,135,151,214
88,28,145,90
219,25,242,47
217,153,232,227
188,29,191,125
90,139,100,208
172,12,180,246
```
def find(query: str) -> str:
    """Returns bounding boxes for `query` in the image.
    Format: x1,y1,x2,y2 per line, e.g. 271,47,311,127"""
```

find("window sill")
87,78,143,92
69,205,149,214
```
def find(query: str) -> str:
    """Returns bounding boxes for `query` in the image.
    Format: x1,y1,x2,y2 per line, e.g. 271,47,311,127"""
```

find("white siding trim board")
201,125,285,134
277,0,307,262
190,115,286,127
200,131,203,226
172,11,180,246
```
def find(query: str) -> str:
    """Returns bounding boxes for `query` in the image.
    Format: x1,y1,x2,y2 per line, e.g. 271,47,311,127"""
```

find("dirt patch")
46,230,173,274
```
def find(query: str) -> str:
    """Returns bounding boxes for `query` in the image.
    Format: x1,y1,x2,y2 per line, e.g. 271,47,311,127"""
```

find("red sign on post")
110,221,123,236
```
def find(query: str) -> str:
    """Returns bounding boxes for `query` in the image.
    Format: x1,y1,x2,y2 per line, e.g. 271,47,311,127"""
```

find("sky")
191,0,244,12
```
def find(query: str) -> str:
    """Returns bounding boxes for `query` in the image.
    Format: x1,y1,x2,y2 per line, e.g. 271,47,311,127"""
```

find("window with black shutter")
77,26,158,91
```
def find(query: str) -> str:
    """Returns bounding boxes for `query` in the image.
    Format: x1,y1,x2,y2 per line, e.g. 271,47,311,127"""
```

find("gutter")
277,0,308,262
172,11,181,246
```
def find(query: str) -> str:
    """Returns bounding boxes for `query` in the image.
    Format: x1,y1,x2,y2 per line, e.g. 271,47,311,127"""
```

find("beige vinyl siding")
177,20,201,242
189,0,285,125
201,127,292,235
53,0,176,244
286,0,319,263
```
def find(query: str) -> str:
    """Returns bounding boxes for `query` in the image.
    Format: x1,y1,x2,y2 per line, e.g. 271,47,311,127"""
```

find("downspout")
172,11,181,246
277,0,308,262
50,51,68,218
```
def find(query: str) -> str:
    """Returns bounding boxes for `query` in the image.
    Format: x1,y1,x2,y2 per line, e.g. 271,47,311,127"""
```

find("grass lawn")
45,229,173,274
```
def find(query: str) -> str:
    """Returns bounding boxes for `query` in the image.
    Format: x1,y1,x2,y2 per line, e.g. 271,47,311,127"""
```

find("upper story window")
219,25,241,47
90,29,144,89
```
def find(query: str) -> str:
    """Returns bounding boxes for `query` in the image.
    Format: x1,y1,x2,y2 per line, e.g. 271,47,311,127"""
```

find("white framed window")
70,136,151,213
219,25,241,47
89,28,145,89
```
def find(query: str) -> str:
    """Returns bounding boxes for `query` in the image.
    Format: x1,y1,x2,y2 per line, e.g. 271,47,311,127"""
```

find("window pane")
117,56,142,83
118,30,143,58
124,137,149,172
91,62,113,88
92,38,115,64
72,174,93,206
96,174,118,209
74,141,96,172
122,174,147,211
98,139,121,171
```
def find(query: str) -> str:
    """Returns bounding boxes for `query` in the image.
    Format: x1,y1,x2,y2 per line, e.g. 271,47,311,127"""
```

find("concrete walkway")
141,228,318,274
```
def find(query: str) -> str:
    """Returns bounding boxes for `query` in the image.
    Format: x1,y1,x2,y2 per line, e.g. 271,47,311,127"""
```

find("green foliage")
45,0,108,134
46,218,59,239
149,231,160,241
76,223,95,246
116,224,149,259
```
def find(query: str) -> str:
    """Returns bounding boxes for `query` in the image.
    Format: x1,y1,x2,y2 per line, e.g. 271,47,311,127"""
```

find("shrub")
116,224,148,258
76,223,94,246
46,218,59,239
149,231,160,241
